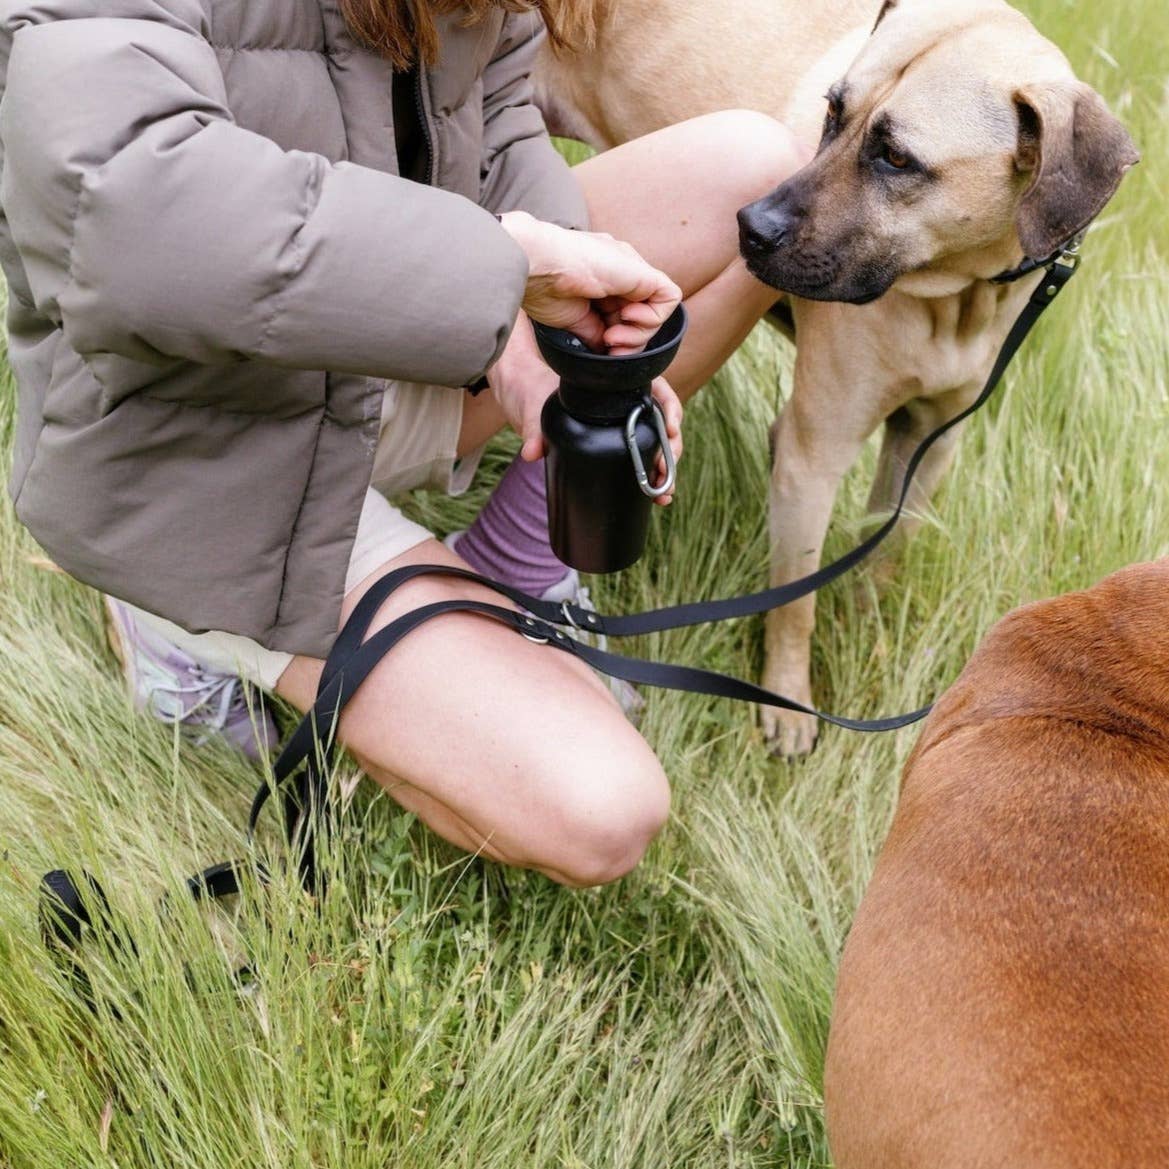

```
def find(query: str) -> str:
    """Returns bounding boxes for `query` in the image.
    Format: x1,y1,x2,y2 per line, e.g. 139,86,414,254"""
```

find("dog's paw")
761,706,819,758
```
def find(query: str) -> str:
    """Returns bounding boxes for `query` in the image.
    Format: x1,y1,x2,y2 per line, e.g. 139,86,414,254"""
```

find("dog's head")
738,0,1139,303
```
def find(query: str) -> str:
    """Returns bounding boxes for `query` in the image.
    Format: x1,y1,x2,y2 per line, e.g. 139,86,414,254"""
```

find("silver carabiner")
624,400,676,499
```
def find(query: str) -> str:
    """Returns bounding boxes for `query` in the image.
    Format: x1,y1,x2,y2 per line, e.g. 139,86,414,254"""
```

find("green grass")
1,2,1166,1165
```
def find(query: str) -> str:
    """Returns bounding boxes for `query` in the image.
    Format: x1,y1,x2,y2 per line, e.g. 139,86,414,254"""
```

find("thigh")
574,109,808,295
275,538,670,886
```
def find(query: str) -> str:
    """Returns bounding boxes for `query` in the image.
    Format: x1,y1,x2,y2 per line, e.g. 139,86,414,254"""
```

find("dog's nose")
737,203,790,259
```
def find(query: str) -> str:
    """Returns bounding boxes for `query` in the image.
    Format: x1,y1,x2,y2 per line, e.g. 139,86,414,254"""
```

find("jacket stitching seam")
265,173,324,643
268,405,328,644
132,392,326,422
59,172,113,403
209,44,342,54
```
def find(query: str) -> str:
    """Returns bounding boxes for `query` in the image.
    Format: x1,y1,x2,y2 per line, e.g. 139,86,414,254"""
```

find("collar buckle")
1049,234,1083,276
991,229,1086,286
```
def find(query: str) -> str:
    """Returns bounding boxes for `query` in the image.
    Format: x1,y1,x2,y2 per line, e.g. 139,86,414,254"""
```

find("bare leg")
275,539,669,888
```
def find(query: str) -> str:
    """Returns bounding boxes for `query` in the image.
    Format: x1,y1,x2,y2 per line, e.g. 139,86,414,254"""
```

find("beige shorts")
128,380,484,690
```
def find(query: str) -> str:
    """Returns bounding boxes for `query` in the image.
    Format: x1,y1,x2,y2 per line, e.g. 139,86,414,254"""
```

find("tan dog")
823,559,1169,1167
536,0,1138,755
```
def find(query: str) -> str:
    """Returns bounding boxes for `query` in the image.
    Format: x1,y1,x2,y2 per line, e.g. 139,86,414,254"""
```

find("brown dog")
536,0,1138,755
824,559,1169,1167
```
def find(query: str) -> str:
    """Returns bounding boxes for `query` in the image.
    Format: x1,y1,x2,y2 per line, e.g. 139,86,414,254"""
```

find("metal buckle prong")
1051,233,1084,275
520,615,550,645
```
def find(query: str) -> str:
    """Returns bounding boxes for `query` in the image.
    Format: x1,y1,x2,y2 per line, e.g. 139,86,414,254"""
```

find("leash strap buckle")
1054,233,1083,269
991,229,1085,286
1030,234,1082,305
519,615,551,644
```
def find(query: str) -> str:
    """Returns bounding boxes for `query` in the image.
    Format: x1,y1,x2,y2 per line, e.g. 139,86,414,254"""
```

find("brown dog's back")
825,560,1169,1168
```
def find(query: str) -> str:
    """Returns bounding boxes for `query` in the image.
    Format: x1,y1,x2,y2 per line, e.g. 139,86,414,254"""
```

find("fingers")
605,300,668,330
604,265,682,336
518,384,551,462
593,237,682,315
604,324,657,355
649,377,683,507
601,298,682,355
520,430,547,462
558,302,610,352
512,217,681,352
651,377,684,442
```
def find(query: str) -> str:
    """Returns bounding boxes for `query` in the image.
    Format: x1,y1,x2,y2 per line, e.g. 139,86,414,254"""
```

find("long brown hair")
340,0,605,69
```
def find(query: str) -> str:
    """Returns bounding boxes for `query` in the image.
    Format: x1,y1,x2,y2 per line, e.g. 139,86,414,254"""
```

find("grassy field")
1,2,1166,1166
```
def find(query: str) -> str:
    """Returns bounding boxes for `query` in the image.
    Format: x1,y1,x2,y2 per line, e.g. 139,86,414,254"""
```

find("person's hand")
499,211,683,354
488,313,684,506
486,312,559,463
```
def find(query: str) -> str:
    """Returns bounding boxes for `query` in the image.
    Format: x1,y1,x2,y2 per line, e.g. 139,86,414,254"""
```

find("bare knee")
540,751,671,888
696,108,810,204
351,688,672,888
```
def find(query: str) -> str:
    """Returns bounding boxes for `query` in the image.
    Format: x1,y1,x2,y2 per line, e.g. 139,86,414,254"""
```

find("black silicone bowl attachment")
533,303,688,403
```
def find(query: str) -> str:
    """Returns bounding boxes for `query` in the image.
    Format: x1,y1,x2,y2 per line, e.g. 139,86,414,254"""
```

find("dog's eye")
875,142,914,173
822,91,844,141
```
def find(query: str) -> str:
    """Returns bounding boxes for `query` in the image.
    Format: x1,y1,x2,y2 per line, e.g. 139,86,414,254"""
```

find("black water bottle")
534,305,687,574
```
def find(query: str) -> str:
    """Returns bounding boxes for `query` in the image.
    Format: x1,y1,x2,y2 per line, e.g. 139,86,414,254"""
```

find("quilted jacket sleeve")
479,12,589,231
0,7,528,387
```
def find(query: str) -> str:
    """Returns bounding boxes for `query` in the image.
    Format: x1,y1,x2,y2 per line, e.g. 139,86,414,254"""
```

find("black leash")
39,237,1081,991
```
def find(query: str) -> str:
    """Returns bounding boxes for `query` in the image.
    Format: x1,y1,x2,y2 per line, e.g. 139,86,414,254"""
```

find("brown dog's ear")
1013,81,1140,259
872,0,897,32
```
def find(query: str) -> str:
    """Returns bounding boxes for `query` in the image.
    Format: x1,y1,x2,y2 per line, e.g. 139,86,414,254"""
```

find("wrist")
498,210,558,278
472,306,532,400
485,315,523,394
498,209,536,250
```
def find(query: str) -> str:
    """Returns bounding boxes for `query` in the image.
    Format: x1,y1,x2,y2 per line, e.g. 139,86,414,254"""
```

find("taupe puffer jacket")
0,0,586,657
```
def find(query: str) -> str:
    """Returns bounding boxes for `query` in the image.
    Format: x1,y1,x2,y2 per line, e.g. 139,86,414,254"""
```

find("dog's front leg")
763,410,865,757
761,300,904,757
762,326,880,757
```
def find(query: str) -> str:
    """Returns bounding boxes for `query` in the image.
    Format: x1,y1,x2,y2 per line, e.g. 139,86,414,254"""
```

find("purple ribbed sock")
453,454,571,594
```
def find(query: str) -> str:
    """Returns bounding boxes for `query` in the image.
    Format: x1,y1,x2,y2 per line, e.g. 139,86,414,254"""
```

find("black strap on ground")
38,239,1081,985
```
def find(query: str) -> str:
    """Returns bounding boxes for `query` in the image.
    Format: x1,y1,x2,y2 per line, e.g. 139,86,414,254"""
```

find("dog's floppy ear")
1013,81,1139,259
872,0,897,32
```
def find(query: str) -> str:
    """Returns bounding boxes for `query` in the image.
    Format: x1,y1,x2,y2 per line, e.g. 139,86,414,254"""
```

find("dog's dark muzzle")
738,191,895,306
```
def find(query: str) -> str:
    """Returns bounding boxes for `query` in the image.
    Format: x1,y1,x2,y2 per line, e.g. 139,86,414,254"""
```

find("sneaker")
444,532,645,722
104,597,277,761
